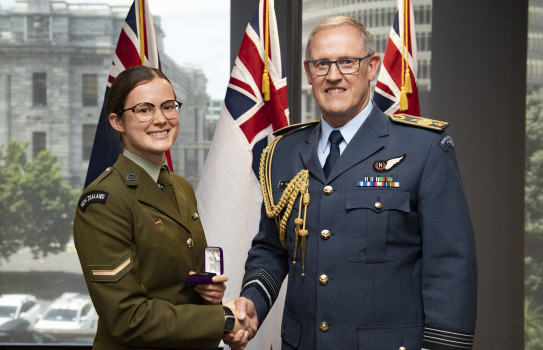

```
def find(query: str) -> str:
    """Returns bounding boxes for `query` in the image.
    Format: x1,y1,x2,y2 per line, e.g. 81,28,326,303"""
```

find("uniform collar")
123,149,164,183
319,101,374,156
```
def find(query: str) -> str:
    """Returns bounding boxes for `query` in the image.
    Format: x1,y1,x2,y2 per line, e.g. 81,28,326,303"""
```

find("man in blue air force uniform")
233,16,477,350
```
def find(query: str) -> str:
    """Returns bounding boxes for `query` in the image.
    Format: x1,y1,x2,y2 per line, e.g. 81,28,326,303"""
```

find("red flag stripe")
238,33,265,92
239,106,269,143
229,77,257,99
238,80,287,143
115,29,141,69
373,0,420,116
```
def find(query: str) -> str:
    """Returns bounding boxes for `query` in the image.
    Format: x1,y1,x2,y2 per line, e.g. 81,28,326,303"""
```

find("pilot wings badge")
373,154,406,173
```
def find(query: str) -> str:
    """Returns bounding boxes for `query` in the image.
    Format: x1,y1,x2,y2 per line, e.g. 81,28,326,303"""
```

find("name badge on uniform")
278,180,290,189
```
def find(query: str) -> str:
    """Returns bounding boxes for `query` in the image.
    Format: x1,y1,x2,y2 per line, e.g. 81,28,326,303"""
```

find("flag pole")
137,0,173,170
373,0,420,116
399,0,412,111
139,0,146,65
261,0,270,102
403,0,412,94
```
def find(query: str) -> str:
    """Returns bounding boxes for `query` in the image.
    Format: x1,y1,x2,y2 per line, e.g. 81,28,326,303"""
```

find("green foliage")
526,297,543,350
527,256,543,294
0,141,79,261
526,88,543,243
526,88,543,348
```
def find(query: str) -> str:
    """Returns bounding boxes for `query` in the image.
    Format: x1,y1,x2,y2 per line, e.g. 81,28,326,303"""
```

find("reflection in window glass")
43,309,78,322
301,0,432,122
0,306,17,318
0,0,230,345
526,1,543,348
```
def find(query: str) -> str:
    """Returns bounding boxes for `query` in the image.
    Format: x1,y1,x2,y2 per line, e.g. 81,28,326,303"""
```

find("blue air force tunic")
240,107,477,350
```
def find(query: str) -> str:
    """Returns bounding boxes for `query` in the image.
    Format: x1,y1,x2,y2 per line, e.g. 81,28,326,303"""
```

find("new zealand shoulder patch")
390,114,448,132
273,120,320,137
78,191,108,213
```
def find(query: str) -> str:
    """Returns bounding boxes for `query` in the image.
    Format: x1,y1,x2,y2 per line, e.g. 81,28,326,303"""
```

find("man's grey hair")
305,16,375,60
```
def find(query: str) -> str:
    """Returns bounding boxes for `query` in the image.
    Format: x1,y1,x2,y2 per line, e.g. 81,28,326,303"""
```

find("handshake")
222,297,259,350
190,273,257,349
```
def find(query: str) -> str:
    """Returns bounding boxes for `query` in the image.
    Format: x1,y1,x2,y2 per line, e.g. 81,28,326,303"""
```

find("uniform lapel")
327,107,389,182
114,155,189,229
136,181,188,229
171,178,189,227
301,124,327,183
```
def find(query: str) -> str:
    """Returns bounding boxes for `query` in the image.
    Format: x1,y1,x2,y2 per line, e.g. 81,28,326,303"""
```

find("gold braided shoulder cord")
259,135,310,276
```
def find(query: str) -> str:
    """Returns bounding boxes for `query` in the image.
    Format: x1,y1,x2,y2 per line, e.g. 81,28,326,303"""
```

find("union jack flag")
373,0,420,116
84,0,166,188
196,0,288,349
225,0,289,175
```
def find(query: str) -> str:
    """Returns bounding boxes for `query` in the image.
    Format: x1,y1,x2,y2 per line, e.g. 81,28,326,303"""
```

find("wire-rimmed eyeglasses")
305,54,373,76
120,100,182,122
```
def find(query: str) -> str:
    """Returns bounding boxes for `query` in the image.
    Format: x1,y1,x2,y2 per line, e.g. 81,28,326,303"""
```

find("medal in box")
185,247,223,284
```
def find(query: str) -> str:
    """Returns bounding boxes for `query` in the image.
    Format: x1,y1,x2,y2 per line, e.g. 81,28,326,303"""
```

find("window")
32,131,46,158
28,15,50,41
82,124,95,160
82,74,98,106
32,72,46,106
81,303,91,317
0,0,230,345
526,1,543,348
21,300,36,313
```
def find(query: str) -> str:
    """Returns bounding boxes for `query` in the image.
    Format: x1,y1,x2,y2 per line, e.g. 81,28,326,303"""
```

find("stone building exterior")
2,0,542,188
0,0,209,188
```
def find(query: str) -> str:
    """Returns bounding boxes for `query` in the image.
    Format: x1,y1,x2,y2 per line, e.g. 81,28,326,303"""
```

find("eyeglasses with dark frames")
305,54,373,76
120,100,182,122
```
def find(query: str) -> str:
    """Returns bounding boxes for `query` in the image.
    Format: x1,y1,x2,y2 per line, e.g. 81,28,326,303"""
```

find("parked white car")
33,293,97,332
0,294,41,327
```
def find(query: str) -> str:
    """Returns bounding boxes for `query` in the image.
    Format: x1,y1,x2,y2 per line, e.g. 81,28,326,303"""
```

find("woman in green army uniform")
73,66,248,349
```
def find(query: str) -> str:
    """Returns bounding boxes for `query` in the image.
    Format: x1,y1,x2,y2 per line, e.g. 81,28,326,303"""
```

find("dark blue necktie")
323,130,344,178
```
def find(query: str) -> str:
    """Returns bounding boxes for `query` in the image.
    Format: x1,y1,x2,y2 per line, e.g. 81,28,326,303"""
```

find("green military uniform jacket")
74,154,224,349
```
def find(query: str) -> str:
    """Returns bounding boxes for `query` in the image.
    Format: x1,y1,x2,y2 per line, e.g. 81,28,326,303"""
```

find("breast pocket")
345,188,410,263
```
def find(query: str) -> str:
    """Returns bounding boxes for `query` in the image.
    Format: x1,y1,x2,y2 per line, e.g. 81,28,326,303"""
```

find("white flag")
196,0,289,349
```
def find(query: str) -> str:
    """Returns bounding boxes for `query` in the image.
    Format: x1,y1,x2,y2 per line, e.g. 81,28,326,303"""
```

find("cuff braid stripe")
242,282,273,309
241,268,279,308
423,327,474,350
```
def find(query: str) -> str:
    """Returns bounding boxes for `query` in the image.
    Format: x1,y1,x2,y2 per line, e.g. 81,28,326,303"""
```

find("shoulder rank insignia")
273,120,319,137
390,114,448,131
90,166,113,185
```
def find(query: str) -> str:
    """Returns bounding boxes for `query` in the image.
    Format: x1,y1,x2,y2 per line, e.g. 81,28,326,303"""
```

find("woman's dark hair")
106,66,173,116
